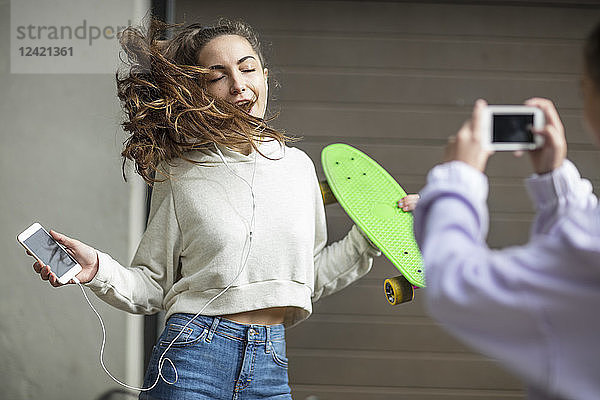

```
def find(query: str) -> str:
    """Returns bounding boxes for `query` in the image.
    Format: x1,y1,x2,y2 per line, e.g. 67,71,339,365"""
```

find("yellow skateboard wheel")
384,276,414,305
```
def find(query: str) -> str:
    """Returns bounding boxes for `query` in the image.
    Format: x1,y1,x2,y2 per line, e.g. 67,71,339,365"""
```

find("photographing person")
413,22,600,400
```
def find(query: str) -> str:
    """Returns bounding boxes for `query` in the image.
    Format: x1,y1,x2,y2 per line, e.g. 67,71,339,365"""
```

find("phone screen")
23,228,77,278
492,114,534,143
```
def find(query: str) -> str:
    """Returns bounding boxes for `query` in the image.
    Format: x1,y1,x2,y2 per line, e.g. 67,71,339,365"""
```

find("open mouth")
235,99,255,113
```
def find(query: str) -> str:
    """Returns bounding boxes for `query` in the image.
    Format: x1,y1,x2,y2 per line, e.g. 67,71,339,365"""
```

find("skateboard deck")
321,143,425,288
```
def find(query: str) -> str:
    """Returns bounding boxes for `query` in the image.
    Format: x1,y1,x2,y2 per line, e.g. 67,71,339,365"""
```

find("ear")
263,68,269,82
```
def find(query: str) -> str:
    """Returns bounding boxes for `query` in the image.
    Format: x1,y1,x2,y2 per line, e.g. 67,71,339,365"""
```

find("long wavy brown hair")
116,18,292,184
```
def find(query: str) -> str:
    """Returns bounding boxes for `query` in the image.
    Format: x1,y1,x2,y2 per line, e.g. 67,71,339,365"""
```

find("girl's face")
582,70,600,145
197,34,269,119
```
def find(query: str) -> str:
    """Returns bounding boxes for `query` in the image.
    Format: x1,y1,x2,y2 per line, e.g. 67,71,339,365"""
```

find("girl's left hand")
523,97,567,175
398,194,420,212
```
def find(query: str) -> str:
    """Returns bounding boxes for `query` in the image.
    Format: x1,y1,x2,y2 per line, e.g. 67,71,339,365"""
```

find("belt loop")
265,326,271,354
206,316,220,343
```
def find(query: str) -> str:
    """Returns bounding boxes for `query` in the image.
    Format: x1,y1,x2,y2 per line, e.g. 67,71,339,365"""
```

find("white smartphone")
17,222,82,284
482,105,545,151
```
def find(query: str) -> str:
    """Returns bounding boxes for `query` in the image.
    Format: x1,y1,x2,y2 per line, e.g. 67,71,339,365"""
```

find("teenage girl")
31,19,418,399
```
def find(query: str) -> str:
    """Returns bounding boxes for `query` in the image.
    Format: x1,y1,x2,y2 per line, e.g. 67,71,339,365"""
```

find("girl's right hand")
31,230,99,287
443,99,494,172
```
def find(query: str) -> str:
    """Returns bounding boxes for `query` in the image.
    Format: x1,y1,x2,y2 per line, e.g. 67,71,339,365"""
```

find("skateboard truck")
319,180,337,206
319,179,416,306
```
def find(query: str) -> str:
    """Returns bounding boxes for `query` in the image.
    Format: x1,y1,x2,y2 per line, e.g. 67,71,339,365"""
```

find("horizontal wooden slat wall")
176,1,600,399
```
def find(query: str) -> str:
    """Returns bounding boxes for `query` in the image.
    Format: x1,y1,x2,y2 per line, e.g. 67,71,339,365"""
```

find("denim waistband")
167,313,286,342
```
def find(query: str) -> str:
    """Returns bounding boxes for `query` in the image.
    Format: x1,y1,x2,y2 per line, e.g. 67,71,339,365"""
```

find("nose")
230,71,246,95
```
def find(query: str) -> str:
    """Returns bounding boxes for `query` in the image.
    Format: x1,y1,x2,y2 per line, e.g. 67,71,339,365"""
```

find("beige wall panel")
287,317,472,353
298,142,442,179
486,218,534,247
177,0,598,39
274,106,591,144
267,34,583,74
297,143,600,182
313,280,426,317
292,386,524,400
274,73,581,109
287,349,522,389
488,184,535,213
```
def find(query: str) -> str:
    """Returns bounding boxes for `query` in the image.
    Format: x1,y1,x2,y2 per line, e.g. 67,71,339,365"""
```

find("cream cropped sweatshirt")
86,140,380,327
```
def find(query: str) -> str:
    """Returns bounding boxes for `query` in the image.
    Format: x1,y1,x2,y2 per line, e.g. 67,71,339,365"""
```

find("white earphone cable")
76,145,258,392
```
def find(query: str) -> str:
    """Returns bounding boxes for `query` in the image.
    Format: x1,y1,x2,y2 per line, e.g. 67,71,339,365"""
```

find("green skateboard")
320,143,425,305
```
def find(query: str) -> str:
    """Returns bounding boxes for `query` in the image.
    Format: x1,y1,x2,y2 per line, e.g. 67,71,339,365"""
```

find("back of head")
585,21,600,89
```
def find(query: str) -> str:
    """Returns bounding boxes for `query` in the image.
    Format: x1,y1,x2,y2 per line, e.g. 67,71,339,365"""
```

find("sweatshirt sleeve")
412,161,556,388
414,160,600,397
311,174,381,303
85,177,182,314
525,159,598,236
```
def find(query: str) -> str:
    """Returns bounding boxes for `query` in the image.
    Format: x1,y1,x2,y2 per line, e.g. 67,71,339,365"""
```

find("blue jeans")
139,314,292,400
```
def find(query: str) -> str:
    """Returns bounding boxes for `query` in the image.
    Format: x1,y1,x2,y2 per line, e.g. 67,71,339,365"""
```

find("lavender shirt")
413,160,600,400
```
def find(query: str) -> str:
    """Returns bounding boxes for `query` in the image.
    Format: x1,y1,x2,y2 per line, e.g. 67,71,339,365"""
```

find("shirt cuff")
525,160,581,209
85,250,114,289
414,161,489,245
425,161,489,202
352,224,382,257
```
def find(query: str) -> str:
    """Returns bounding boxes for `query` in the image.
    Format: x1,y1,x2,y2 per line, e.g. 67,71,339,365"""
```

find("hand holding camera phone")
447,98,566,175
482,105,545,151
18,222,98,286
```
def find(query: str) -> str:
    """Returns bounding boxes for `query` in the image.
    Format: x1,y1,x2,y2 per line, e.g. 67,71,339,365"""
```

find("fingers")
444,99,493,172
49,229,80,259
40,263,52,280
523,97,567,174
49,229,74,248
471,98,488,142
33,260,42,274
49,273,61,287
443,134,458,163
50,230,81,256
397,194,420,212
529,120,563,146
32,261,62,287
525,97,564,145
524,98,563,132
456,120,471,142
455,99,487,143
